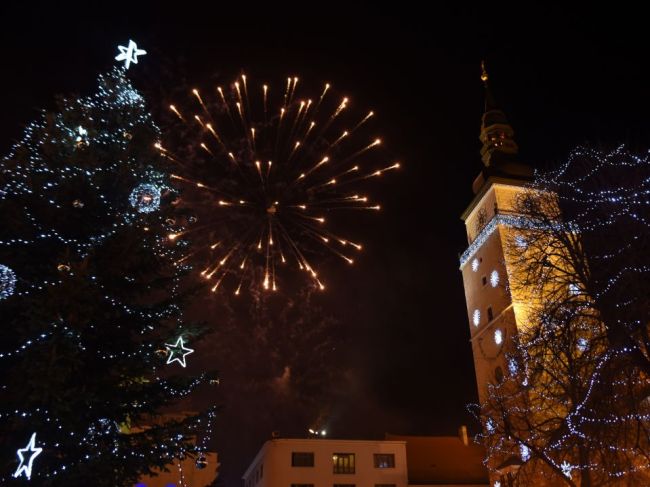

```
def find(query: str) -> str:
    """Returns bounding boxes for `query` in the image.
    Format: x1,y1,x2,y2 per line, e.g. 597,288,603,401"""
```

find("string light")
469,146,650,485
0,264,17,299
0,66,217,483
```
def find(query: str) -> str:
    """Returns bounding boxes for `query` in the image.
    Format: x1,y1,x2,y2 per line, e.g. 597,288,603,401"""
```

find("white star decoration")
560,460,573,478
115,40,146,69
13,433,43,480
165,337,194,368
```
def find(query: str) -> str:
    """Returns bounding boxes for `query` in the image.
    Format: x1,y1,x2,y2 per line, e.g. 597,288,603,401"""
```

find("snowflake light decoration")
473,309,481,327
490,270,499,287
494,328,503,345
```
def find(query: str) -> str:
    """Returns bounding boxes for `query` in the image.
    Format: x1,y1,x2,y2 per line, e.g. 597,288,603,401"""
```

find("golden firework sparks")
165,75,399,294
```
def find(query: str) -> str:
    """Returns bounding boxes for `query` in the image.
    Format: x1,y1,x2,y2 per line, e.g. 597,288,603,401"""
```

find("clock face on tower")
475,207,488,234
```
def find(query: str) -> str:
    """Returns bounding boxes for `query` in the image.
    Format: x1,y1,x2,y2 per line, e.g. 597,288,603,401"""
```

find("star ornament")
13,433,43,480
165,337,194,368
115,40,146,69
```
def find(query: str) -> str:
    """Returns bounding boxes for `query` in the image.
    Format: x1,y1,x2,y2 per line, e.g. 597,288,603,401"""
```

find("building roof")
385,434,489,485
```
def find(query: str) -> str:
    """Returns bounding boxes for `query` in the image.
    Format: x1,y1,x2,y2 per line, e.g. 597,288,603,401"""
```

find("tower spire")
471,62,531,194
481,61,497,113
479,61,518,167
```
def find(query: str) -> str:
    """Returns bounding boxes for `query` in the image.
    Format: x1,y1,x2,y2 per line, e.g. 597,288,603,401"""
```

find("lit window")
333,453,355,474
494,329,503,345
292,452,314,467
472,258,480,272
490,270,499,287
473,309,481,326
373,453,395,468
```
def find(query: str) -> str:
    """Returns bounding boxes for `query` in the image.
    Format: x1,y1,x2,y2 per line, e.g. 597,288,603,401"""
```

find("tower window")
487,306,494,322
482,275,487,286
495,366,504,383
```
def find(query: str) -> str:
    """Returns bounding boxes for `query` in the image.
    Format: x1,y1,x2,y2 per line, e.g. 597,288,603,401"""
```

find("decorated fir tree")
0,66,215,486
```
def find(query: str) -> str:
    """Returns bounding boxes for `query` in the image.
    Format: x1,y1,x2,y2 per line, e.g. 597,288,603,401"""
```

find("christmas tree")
0,65,215,486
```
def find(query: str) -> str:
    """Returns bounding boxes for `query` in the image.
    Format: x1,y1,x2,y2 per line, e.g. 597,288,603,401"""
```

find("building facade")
241,438,408,487
386,431,489,486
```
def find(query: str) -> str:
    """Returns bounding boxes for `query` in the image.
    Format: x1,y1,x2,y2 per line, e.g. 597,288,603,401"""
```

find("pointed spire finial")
480,60,489,84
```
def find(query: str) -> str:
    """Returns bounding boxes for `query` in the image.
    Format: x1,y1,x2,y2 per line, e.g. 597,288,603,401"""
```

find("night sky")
2,3,650,484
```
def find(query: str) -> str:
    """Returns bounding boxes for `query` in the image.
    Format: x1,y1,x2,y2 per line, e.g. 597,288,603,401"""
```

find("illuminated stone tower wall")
459,68,533,405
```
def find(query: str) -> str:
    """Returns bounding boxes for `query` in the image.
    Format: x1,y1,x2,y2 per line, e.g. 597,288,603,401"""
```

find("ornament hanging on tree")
0,264,17,299
129,183,161,213
75,126,89,148
165,336,194,368
114,40,146,69
13,433,43,480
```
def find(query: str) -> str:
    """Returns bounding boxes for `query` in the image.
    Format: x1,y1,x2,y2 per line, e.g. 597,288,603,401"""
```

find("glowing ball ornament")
129,183,161,213
0,264,17,299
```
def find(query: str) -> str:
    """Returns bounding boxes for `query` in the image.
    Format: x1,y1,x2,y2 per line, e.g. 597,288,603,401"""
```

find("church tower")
459,64,533,405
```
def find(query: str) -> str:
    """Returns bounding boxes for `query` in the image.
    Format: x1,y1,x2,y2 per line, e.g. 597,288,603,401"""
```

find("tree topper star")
165,337,194,368
13,433,43,480
115,40,146,69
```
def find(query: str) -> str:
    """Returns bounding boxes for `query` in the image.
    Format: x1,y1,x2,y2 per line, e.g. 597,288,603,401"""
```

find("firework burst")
160,74,399,294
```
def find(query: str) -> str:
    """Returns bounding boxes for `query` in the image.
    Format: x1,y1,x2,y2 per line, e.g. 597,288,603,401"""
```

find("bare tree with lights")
477,146,650,486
